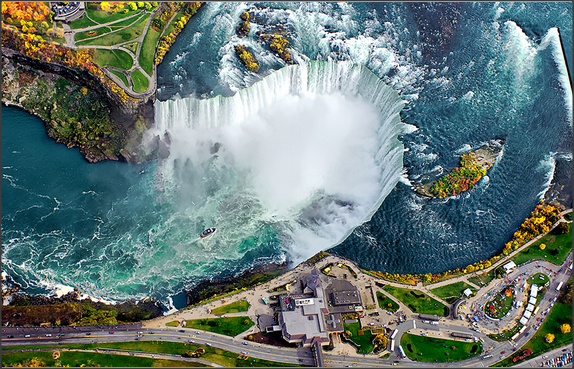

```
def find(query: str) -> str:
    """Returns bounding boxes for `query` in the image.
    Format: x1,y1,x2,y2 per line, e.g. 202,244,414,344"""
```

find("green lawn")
69,15,98,29
131,69,149,93
86,4,143,24
121,41,139,55
184,316,254,337
93,48,134,70
382,286,450,316
376,291,399,312
528,273,550,287
564,212,572,221
468,270,496,288
430,282,477,300
512,226,572,266
76,13,151,47
74,26,111,42
108,13,147,31
343,321,374,354
493,300,572,366
400,333,482,362
139,25,161,76
0,350,206,367
211,300,250,314
110,70,130,87
484,286,514,319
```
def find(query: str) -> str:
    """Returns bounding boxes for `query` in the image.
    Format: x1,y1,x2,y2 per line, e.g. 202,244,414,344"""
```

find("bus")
262,297,269,305
483,354,493,359
533,306,540,315
390,339,395,352
391,329,398,340
556,281,564,291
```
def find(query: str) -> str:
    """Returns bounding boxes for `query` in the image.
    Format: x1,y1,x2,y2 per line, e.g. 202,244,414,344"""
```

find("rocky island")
414,138,505,198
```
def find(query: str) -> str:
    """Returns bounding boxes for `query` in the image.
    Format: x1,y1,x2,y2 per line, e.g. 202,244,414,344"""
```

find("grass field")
93,49,134,70
565,212,572,221
184,316,254,337
430,282,477,300
86,4,143,24
400,333,482,362
0,350,206,367
512,226,572,266
528,273,550,287
76,13,150,47
139,25,161,76
122,41,139,55
74,26,111,42
493,299,572,366
382,286,449,316
1,340,300,367
108,13,147,31
343,321,374,354
131,69,149,92
376,291,399,312
110,70,130,87
69,15,98,29
211,300,250,314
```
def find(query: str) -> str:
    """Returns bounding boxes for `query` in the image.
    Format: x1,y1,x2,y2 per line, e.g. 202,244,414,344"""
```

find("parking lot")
542,351,572,367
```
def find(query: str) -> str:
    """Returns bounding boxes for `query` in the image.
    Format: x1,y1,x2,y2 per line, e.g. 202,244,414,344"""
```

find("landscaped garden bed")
484,286,514,319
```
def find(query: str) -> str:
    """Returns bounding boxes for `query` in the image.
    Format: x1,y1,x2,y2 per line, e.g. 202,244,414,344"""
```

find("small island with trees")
414,138,504,198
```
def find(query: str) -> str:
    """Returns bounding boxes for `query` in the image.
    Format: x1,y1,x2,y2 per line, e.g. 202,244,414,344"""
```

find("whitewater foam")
539,28,573,126
150,60,405,263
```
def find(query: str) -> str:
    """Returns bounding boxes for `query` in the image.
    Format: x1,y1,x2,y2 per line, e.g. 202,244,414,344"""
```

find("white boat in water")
200,227,217,238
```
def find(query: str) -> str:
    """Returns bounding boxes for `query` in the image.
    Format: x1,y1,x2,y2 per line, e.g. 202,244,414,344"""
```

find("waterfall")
148,60,407,262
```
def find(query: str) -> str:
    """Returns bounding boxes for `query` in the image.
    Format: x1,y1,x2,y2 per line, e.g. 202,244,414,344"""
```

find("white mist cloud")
220,91,382,217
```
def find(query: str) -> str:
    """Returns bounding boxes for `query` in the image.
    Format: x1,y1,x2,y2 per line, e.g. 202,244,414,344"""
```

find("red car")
109,331,114,334
501,351,506,354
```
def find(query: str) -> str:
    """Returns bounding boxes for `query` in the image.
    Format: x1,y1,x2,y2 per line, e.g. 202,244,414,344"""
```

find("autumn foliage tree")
545,333,555,343
429,152,487,198
560,324,571,334
1,2,50,23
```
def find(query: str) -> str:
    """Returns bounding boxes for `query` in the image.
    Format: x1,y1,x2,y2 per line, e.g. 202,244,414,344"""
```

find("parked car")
109,331,114,334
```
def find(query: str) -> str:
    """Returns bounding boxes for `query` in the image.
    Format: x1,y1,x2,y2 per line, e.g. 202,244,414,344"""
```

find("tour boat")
200,227,217,238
